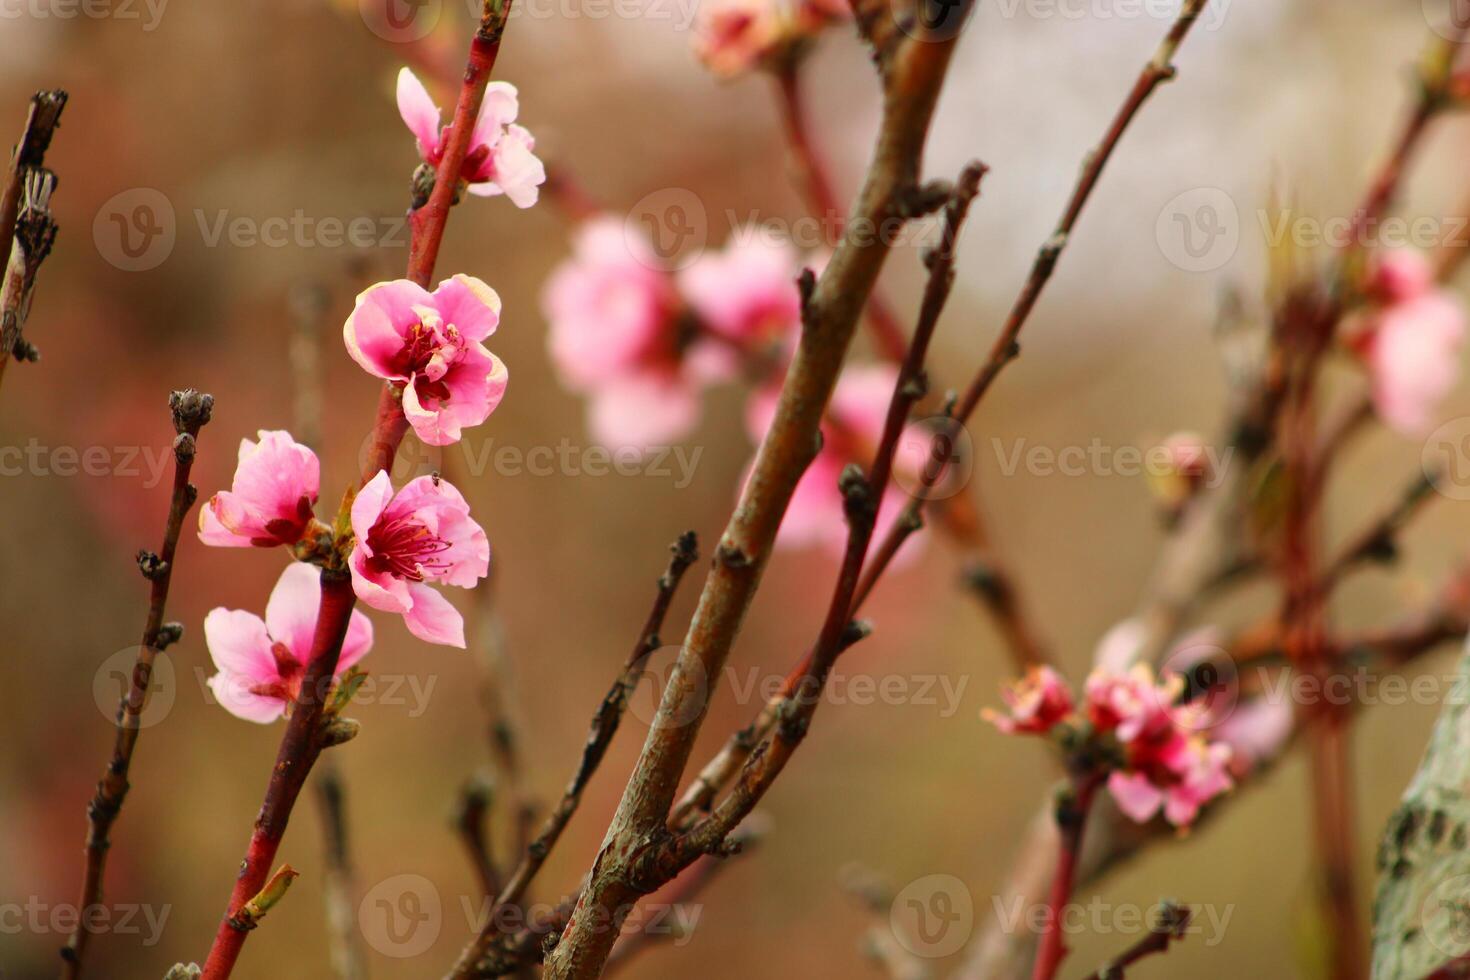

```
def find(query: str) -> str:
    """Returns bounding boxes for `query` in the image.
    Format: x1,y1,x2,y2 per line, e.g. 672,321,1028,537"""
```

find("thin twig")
1032,776,1101,980
535,7,971,972
315,771,368,980
0,89,66,277
448,533,699,976
668,163,984,834
858,0,1212,610
457,776,502,898
61,391,213,979
772,61,909,363
1078,902,1192,980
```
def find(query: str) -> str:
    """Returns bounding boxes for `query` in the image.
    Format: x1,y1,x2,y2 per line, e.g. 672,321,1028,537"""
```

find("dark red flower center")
366,514,452,582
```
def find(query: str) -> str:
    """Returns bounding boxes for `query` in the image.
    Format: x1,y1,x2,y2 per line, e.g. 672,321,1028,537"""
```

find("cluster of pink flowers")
1353,248,1466,434
985,665,1235,828
692,0,851,78
397,67,545,208
542,220,801,451
544,219,923,560
200,69,523,724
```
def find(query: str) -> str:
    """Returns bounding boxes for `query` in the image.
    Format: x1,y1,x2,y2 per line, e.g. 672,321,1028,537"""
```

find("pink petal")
1107,770,1164,824
432,274,502,343
348,540,413,614
678,230,800,342
587,375,700,451
829,364,899,442
264,562,326,663
396,67,443,160
350,470,396,545
403,581,466,647
344,279,434,381
469,80,519,148
467,124,545,208
198,500,253,547
338,608,376,673
402,346,508,447
207,673,286,724
203,608,278,685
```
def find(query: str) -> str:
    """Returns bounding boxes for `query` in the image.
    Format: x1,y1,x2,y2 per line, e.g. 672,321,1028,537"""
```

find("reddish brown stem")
201,573,356,979
1031,775,1101,980
406,1,512,289
772,62,909,363
60,392,211,980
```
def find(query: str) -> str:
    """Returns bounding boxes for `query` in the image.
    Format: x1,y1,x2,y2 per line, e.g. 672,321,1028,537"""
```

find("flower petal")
264,562,325,663
396,67,443,160
203,608,278,684
1107,770,1165,824
403,581,466,647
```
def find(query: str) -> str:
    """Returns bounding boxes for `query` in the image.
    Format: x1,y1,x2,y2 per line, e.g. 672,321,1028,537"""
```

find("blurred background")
3,0,1470,976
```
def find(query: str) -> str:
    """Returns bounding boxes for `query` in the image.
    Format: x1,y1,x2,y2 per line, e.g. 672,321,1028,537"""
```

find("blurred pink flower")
1211,695,1294,775
397,67,545,208
544,216,740,452
745,364,913,556
544,217,681,389
692,0,785,77
1364,290,1465,435
1368,248,1435,304
982,666,1075,735
344,275,509,447
349,471,489,648
198,430,319,549
204,563,374,723
680,231,802,350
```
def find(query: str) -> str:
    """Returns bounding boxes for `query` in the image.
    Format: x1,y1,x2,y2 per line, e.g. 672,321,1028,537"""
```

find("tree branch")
60,390,212,979
534,9,971,976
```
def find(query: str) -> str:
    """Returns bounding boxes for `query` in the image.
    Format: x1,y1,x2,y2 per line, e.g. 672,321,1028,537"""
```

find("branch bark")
60,391,212,979
535,8,970,977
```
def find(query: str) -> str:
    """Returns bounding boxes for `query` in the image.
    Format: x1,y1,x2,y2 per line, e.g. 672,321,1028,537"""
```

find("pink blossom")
204,563,373,723
543,217,730,452
348,471,489,648
1368,248,1435,304
1085,664,1233,827
679,231,802,350
344,275,509,446
745,365,914,556
692,0,785,78
983,667,1075,735
198,430,319,549
544,217,681,390
1364,290,1466,435
396,67,545,208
